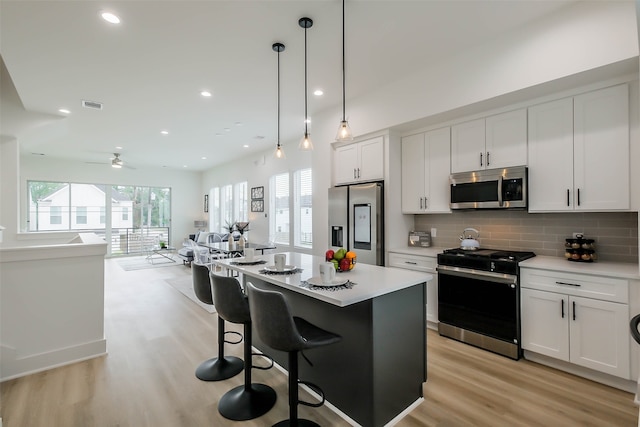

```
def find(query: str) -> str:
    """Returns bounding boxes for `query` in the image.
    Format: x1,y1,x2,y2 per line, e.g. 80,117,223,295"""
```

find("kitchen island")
212,252,432,427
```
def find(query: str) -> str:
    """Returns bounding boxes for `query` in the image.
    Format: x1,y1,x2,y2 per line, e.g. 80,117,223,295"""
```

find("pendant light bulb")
336,120,353,141
274,143,286,159
336,0,354,142
299,132,314,151
299,17,314,151
272,42,285,160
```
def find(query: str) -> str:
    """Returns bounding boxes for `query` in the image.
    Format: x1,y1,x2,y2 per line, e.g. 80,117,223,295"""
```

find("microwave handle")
498,175,503,207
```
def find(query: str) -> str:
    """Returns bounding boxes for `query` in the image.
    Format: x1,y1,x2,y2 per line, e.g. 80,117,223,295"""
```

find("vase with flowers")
223,220,236,251
235,221,250,250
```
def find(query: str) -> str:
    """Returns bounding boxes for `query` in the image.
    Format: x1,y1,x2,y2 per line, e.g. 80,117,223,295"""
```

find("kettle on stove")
459,228,480,250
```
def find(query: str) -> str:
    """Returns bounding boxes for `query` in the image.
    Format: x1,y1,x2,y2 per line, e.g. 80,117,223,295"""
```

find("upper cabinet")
528,84,629,212
401,127,451,213
334,136,384,185
451,109,527,173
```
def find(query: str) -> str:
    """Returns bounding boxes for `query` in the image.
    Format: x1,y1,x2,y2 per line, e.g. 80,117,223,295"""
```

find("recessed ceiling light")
314,89,323,96
115,146,123,150
224,128,231,132
101,12,121,24
183,165,188,168
59,108,70,114
201,91,212,97
243,145,249,148
160,130,169,135
235,122,243,126
201,157,207,160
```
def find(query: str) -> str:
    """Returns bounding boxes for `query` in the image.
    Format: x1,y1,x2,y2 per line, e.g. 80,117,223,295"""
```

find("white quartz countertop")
388,246,447,257
212,251,432,307
520,255,640,280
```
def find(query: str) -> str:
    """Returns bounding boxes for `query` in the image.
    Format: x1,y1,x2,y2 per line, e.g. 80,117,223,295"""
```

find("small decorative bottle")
238,234,246,250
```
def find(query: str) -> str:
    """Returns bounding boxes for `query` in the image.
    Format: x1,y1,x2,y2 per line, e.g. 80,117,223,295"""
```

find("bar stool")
210,274,277,420
191,262,243,381
247,283,342,427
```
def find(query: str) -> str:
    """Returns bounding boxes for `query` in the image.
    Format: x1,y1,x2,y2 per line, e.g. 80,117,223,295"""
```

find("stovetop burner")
442,248,536,262
438,248,536,274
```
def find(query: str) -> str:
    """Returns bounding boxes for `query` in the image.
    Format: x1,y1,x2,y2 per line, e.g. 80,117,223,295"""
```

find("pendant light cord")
304,23,309,136
341,0,346,122
277,47,281,147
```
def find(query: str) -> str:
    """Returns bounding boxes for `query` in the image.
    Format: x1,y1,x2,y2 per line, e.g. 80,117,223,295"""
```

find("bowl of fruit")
325,248,357,272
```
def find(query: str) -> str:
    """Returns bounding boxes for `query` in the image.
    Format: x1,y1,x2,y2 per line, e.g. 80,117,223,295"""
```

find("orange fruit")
345,251,356,259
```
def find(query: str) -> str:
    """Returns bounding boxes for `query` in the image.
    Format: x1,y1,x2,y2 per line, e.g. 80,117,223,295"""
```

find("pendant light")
336,0,353,141
298,17,314,151
273,42,286,159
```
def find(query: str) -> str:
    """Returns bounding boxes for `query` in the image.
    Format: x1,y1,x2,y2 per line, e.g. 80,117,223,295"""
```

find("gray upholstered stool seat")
247,283,342,427
191,262,243,381
210,274,277,421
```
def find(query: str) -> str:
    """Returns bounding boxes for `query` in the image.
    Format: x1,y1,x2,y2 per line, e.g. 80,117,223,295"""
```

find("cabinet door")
358,137,384,182
569,296,630,378
485,109,527,169
527,98,574,212
451,118,485,173
401,133,426,213
334,144,359,185
574,84,629,211
521,288,569,361
425,127,451,213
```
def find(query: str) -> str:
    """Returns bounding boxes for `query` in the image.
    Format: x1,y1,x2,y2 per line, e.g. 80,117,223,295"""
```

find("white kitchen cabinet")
388,251,438,328
528,84,629,212
450,109,526,173
401,127,451,213
333,136,384,185
521,268,630,379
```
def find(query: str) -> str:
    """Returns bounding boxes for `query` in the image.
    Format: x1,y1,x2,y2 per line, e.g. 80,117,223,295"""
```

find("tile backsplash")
414,211,639,263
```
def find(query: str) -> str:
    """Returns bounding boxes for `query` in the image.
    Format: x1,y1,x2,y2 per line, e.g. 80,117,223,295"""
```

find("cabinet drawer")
388,252,436,272
521,268,628,304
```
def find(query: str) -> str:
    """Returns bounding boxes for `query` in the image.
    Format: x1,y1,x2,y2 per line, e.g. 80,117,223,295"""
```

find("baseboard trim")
1,339,107,382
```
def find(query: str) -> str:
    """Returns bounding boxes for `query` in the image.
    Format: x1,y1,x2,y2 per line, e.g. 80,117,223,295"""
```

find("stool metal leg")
274,351,320,427
218,322,277,420
195,317,243,381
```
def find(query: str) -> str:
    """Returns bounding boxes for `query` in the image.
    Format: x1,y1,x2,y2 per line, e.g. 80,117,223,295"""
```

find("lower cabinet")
388,251,438,328
521,269,630,379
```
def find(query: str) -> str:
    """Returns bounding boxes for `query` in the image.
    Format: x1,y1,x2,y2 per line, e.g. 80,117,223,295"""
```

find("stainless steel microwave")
450,166,527,209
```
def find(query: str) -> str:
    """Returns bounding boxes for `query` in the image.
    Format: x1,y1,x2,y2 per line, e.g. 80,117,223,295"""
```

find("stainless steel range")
437,248,535,360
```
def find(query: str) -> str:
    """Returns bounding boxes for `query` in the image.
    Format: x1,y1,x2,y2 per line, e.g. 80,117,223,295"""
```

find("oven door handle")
437,265,517,285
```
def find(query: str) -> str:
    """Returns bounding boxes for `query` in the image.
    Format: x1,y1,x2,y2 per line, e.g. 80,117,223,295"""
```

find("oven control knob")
490,261,495,271
510,284,515,288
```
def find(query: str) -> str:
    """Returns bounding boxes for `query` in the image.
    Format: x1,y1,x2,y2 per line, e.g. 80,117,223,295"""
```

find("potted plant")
223,220,236,250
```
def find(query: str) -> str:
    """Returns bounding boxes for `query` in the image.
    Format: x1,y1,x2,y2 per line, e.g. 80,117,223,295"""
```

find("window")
221,185,233,228
76,206,87,225
50,206,62,225
122,207,129,221
234,182,248,222
270,173,290,245
294,168,312,248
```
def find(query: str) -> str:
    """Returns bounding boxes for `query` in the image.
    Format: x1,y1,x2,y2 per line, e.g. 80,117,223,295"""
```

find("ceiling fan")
86,153,135,169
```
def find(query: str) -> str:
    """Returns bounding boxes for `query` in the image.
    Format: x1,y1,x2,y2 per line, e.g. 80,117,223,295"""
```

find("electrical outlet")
572,232,583,238
431,227,437,238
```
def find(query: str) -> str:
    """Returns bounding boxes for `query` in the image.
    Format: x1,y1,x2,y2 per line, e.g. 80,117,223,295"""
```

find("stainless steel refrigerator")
328,181,384,266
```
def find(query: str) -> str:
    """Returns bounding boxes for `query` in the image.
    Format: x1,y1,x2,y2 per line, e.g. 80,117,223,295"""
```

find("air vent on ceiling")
82,100,103,110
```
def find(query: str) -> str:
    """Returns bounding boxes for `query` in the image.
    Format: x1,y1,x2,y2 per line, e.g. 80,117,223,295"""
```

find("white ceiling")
0,0,576,171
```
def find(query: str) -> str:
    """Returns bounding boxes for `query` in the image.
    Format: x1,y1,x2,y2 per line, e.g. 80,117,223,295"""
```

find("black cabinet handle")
572,301,576,321
555,281,581,287
561,299,565,318
567,189,570,207
480,152,483,167
577,188,580,206
486,151,490,166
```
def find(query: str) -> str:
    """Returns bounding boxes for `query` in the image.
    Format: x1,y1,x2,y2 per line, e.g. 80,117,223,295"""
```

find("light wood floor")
1,258,637,427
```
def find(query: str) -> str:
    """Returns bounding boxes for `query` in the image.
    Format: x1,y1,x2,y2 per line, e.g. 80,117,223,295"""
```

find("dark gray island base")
249,278,426,427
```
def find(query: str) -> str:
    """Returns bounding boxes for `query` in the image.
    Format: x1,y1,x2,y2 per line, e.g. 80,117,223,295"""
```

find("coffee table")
147,246,176,264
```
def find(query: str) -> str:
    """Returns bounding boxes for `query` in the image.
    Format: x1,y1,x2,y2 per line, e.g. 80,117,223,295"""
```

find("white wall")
202,144,312,251
18,155,201,250
202,0,639,256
